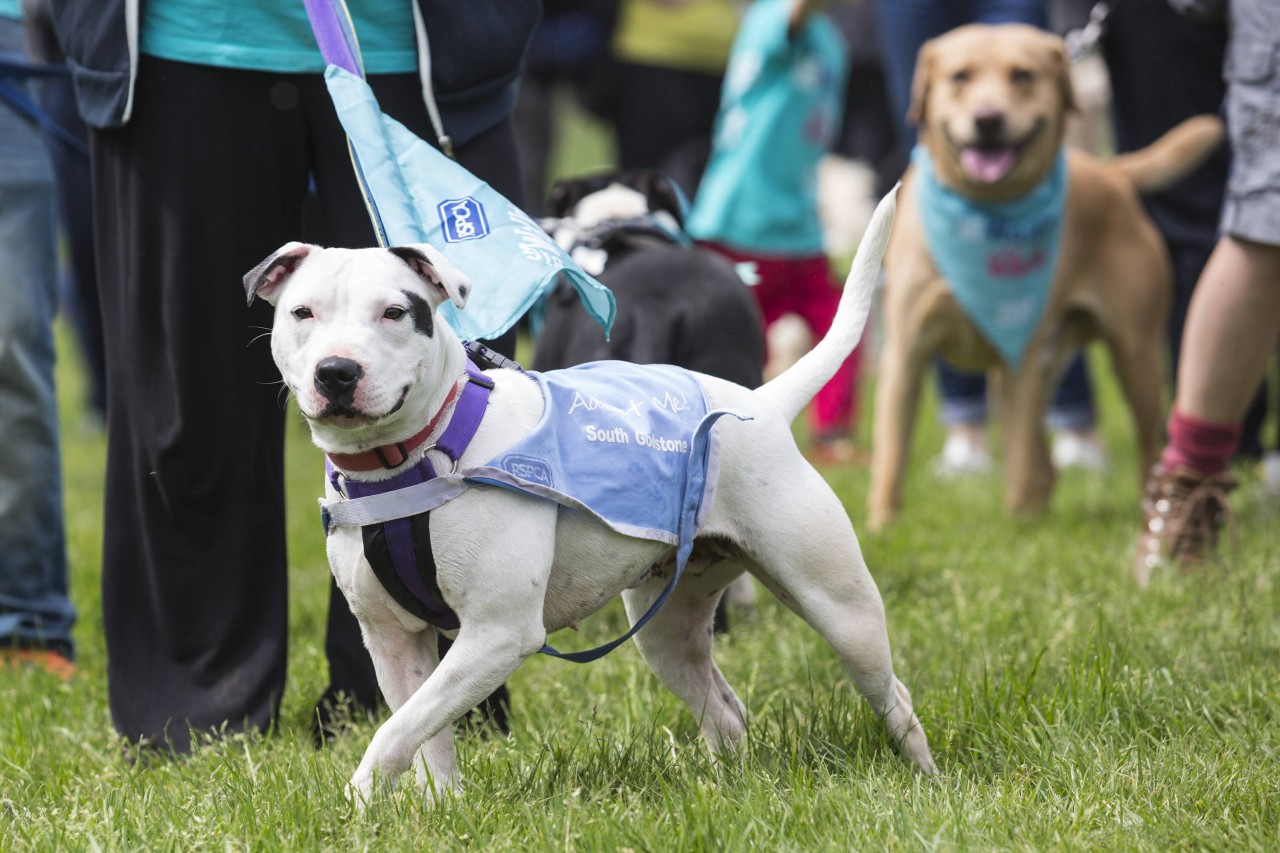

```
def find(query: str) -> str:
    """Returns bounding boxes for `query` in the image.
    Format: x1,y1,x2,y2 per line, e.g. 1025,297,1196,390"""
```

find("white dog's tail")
754,185,897,424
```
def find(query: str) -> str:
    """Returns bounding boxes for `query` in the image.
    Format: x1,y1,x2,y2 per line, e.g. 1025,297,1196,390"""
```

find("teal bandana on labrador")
911,145,1067,369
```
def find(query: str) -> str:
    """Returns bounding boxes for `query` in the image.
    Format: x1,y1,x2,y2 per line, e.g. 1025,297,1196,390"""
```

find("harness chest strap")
324,361,494,630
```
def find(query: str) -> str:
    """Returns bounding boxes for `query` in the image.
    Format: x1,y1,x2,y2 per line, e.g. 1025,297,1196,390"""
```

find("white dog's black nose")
314,357,364,402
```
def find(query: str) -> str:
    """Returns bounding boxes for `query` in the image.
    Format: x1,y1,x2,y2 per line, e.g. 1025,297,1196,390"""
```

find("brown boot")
1135,464,1236,585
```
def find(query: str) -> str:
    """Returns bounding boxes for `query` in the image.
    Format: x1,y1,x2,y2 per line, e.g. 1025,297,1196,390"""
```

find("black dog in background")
533,170,765,631
533,171,765,390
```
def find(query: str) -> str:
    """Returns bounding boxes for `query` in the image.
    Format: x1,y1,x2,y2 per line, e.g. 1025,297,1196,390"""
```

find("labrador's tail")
1107,114,1224,194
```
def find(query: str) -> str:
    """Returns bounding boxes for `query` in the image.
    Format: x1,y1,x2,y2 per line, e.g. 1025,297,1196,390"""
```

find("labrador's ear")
244,242,313,306
388,244,471,309
906,38,937,126
1044,34,1078,113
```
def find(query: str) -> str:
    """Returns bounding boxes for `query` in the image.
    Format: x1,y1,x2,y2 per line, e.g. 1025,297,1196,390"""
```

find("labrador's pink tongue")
960,148,1016,183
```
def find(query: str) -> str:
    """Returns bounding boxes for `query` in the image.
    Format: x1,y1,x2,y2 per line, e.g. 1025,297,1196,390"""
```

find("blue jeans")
875,0,1096,430
0,17,76,656
936,353,1096,430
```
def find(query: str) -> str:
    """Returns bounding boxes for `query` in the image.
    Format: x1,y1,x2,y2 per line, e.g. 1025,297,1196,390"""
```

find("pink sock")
1160,408,1242,477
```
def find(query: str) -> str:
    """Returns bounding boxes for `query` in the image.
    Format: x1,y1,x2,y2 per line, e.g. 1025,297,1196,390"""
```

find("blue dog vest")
469,362,722,545
912,145,1068,369
322,360,747,661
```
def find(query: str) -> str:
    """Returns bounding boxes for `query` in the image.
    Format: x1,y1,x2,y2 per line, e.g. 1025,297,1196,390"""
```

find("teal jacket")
48,0,540,142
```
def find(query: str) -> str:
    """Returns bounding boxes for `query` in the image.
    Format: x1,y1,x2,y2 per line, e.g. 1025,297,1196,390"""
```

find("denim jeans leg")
1046,351,1097,432
0,18,76,656
936,359,989,425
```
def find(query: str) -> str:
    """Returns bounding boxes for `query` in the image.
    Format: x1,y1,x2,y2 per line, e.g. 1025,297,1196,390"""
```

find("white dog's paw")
346,771,375,813
417,773,463,808
414,758,460,804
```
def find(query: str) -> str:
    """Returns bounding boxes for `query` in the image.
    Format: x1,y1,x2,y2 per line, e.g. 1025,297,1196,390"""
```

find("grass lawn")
4,101,1278,849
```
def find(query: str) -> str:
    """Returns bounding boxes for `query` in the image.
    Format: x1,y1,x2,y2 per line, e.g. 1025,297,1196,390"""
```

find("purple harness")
324,361,494,630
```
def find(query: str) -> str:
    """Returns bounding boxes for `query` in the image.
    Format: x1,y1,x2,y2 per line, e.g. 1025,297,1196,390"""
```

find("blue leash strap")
537,409,748,663
0,53,89,161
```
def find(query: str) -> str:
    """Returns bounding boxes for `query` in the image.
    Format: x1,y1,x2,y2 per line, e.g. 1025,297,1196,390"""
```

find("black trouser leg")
92,59,317,752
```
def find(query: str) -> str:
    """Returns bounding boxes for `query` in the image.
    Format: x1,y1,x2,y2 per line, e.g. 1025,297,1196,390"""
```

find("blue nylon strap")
0,54,89,161
537,409,746,664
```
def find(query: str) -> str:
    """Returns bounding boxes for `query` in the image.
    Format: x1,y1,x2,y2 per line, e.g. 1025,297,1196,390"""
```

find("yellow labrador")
869,23,1223,530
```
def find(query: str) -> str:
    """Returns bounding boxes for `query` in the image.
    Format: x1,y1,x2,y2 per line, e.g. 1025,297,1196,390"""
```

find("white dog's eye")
383,306,407,320
1010,67,1034,85
291,306,313,320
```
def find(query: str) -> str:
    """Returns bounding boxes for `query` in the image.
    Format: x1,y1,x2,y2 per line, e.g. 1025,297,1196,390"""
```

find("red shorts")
699,243,862,438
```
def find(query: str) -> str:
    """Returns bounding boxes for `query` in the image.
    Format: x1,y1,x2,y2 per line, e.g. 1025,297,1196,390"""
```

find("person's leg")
513,71,556,217
22,0,106,422
972,0,1048,28
42,84,105,422
1136,0,1280,579
876,0,986,469
1137,237,1280,580
1173,238,1280,430
1047,352,1107,471
0,18,75,671
93,58,311,751
615,63,723,184
933,362,993,475
874,0,965,158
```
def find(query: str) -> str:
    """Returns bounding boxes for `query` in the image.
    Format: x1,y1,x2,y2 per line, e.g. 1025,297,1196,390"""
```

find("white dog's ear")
388,244,471,310
244,242,312,306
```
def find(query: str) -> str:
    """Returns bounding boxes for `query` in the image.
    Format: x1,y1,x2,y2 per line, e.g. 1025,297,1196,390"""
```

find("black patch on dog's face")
402,289,434,337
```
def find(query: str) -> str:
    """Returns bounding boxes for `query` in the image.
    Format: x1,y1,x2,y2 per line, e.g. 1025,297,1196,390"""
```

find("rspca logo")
437,197,490,243
501,454,554,488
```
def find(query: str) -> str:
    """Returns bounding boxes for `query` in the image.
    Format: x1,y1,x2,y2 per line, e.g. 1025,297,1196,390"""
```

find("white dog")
245,190,935,806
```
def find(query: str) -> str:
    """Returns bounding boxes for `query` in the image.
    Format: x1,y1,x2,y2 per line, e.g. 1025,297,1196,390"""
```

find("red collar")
325,382,461,472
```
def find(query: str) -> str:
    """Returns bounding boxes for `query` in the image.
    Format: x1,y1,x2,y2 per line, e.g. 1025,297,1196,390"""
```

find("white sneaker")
932,433,994,477
1052,430,1109,472
1259,452,1280,497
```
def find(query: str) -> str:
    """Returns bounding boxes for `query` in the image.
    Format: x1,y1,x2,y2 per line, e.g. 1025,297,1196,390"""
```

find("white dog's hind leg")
622,562,748,755
358,625,460,805
737,475,938,774
349,498,557,806
349,618,545,806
